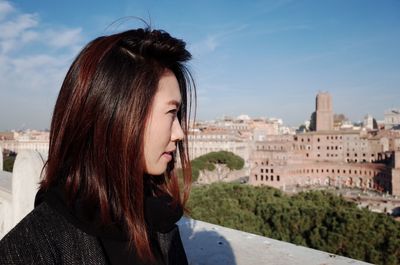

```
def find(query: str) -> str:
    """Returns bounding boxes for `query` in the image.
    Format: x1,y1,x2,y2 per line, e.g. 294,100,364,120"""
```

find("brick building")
249,93,400,196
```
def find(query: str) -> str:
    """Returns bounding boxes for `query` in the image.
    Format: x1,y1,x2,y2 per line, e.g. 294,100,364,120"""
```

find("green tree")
191,151,244,182
3,155,16,172
188,183,400,265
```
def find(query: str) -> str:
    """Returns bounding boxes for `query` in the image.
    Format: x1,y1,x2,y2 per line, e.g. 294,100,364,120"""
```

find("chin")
145,165,167,176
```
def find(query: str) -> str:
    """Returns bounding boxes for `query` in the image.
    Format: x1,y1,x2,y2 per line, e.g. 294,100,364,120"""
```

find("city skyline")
0,0,399,130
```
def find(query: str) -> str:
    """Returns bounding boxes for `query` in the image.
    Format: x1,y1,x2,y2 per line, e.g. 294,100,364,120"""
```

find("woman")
0,28,195,265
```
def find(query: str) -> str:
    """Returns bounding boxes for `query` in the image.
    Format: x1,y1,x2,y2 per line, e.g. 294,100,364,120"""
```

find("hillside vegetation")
188,183,400,265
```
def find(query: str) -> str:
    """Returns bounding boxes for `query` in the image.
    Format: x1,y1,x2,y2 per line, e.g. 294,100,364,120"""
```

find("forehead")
155,70,182,105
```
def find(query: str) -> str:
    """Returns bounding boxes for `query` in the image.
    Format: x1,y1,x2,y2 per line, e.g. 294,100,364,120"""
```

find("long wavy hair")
40,28,195,262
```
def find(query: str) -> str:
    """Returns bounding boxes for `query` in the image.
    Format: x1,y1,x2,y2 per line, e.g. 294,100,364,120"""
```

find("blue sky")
0,0,399,130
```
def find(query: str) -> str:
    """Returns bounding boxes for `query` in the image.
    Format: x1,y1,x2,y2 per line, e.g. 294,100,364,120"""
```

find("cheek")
147,120,170,153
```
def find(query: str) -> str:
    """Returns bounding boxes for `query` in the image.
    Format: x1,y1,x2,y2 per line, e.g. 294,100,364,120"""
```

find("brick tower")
316,92,333,131
392,151,400,196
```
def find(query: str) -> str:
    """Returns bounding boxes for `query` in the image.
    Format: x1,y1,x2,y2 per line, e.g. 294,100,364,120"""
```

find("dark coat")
0,199,188,265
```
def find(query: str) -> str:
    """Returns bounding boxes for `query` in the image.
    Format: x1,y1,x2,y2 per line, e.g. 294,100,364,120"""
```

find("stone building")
0,130,49,156
188,116,290,167
249,93,400,196
188,127,251,165
384,109,400,129
249,130,399,195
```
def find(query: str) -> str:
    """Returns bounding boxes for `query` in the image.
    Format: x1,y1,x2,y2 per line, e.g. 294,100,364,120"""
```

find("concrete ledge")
178,217,372,265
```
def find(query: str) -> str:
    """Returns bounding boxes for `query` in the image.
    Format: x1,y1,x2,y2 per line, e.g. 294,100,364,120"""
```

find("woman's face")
143,70,184,175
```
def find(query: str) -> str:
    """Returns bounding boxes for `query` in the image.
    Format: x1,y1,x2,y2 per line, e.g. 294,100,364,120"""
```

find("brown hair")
40,28,195,262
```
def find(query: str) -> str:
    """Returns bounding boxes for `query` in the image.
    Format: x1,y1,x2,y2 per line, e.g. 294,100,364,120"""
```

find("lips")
162,151,173,161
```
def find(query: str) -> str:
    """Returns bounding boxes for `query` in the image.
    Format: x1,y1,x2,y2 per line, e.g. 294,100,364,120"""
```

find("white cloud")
190,24,247,57
20,30,39,43
0,1,14,20
0,13,38,40
46,28,83,49
0,13,40,54
0,2,84,89
0,1,86,130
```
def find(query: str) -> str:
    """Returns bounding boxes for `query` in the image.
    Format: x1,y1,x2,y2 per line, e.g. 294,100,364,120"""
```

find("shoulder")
0,202,107,264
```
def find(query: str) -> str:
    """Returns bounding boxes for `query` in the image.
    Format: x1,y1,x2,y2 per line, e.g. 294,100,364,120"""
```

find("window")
261,169,264,173
271,169,274,173
255,175,258,181
277,175,280,181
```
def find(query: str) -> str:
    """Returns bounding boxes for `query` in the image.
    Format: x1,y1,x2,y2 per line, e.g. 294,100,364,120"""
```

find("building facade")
384,109,400,130
249,130,397,194
0,130,49,156
249,93,400,196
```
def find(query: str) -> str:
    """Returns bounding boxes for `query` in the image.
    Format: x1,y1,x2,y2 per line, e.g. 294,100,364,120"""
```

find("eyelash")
168,109,178,116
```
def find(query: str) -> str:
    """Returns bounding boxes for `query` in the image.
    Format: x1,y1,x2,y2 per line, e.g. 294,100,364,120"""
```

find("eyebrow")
167,99,181,108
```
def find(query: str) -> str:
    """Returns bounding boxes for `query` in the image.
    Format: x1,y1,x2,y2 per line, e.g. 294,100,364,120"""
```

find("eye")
167,109,178,116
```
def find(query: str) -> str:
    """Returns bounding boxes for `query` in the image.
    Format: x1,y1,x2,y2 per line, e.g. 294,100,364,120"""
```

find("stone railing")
178,218,371,265
0,151,372,264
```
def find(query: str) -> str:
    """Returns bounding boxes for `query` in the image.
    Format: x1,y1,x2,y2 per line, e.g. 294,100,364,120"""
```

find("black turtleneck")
34,183,187,265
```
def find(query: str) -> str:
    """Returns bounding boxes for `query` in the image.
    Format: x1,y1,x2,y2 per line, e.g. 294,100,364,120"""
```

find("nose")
171,118,184,142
